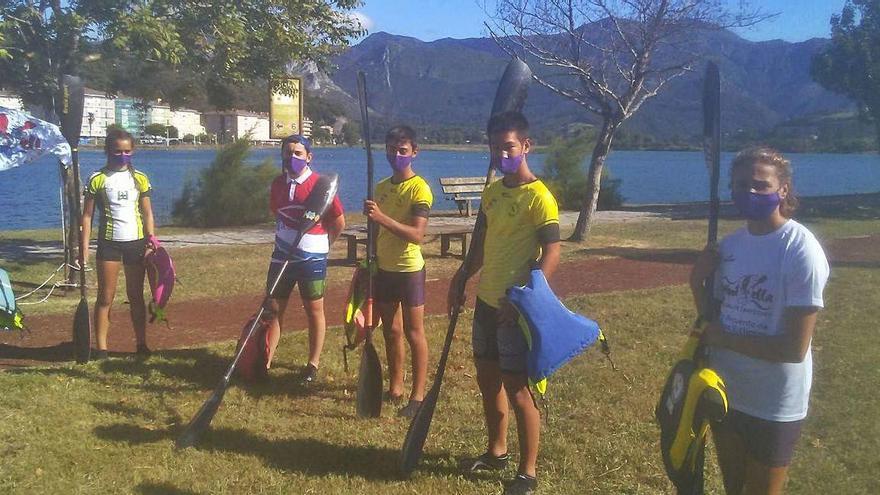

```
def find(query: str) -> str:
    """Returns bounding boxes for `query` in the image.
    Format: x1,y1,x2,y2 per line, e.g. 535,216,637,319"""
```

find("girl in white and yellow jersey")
79,129,157,358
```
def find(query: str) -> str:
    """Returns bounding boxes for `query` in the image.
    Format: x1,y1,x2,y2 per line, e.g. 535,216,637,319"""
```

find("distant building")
0,91,23,111
82,88,116,139
319,125,334,135
302,118,313,138
146,104,172,128
170,109,205,137
115,97,147,136
203,111,274,143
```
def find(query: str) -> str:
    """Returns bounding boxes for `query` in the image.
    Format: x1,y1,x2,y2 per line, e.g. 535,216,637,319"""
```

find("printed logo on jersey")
118,190,129,201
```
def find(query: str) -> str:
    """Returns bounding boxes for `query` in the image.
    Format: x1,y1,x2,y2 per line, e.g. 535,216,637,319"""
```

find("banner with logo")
0,106,72,171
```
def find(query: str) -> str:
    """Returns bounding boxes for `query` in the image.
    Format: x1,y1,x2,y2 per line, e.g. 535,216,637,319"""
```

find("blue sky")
354,0,846,42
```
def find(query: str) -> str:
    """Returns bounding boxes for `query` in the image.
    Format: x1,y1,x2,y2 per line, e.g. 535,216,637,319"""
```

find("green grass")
0,258,877,493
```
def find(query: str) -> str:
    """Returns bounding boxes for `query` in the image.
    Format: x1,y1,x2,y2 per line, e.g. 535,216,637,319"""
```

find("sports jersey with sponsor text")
85,167,152,241
269,167,344,261
477,178,559,308
375,175,433,272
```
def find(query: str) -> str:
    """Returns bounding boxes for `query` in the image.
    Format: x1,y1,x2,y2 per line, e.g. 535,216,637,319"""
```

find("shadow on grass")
135,482,202,495
93,422,459,481
0,341,73,364
0,239,66,264
574,247,699,264
202,427,457,481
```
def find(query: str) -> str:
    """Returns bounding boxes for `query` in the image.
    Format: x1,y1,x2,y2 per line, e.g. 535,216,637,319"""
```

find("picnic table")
439,176,498,216
339,218,476,263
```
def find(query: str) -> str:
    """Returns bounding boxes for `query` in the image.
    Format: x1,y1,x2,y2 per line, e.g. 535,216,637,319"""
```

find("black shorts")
374,268,426,307
712,409,805,467
96,239,146,266
471,297,528,374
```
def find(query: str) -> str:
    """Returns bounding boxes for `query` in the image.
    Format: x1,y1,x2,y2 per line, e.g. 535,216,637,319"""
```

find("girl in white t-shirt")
691,147,829,495
80,129,158,358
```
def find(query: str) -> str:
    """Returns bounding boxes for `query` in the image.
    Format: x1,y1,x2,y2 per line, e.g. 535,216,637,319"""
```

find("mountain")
322,28,854,141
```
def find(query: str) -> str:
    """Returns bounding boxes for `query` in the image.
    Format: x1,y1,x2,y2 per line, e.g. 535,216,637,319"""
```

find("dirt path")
0,254,692,368
2,233,875,368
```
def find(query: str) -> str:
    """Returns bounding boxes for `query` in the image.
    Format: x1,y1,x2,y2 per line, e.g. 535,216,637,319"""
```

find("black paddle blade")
58,75,86,145
702,61,721,244
73,298,91,364
490,58,533,118
176,385,227,449
400,383,441,476
356,340,383,418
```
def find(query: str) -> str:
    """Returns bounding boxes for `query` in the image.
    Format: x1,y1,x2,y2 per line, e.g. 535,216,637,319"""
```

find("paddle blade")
356,340,383,418
400,383,440,476
490,58,533,118
702,61,721,244
58,75,86,146
73,298,91,364
176,385,227,449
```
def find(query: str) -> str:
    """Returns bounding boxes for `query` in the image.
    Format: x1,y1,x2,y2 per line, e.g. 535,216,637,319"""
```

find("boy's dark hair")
281,134,312,153
385,125,418,148
104,128,135,154
487,111,529,139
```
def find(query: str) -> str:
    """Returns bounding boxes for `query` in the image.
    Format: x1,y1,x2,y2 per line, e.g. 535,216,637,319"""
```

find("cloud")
348,11,375,32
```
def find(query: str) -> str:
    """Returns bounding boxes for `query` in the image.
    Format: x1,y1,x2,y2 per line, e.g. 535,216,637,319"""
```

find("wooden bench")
439,176,494,216
340,222,474,263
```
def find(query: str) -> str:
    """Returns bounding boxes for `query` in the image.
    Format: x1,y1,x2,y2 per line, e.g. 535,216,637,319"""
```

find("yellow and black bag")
656,329,728,495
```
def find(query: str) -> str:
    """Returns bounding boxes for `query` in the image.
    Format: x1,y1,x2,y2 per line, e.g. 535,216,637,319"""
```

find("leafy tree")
173,139,277,227
812,0,880,147
543,131,624,210
0,0,364,115
489,0,766,241
305,95,347,126
340,121,361,147
310,127,334,145
144,123,167,136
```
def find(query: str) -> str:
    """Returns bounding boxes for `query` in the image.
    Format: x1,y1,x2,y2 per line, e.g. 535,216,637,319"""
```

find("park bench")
339,221,474,264
439,176,496,216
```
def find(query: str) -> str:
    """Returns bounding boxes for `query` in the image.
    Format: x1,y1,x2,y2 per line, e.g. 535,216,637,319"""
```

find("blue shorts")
471,297,528,374
266,254,327,301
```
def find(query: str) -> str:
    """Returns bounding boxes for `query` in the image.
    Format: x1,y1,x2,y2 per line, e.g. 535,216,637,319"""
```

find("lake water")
1,148,878,230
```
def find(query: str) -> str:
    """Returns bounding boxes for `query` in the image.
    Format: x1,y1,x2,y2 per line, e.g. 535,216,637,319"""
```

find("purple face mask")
732,190,781,221
390,154,413,172
284,156,308,176
496,153,524,174
108,153,132,169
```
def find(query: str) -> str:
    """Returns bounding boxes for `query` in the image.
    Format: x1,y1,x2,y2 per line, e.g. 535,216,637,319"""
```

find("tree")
488,0,765,241
144,123,167,137
0,1,364,115
812,1,880,147
340,121,361,147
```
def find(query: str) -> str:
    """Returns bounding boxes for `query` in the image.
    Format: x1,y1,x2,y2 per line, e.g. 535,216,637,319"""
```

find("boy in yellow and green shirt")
363,125,433,418
449,111,560,495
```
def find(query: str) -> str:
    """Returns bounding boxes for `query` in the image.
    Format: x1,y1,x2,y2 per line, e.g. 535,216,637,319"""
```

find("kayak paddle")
355,70,384,418
400,57,534,475
58,75,90,364
176,173,339,449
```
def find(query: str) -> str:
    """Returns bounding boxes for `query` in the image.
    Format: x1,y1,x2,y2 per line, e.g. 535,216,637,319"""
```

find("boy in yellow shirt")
448,112,560,495
363,125,433,418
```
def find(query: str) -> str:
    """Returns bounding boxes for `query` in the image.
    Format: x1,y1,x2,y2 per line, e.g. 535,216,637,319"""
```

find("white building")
170,109,205,137
146,104,172,127
203,111,273,143
302,118,313,138
82,88,116,139
0,91,23,110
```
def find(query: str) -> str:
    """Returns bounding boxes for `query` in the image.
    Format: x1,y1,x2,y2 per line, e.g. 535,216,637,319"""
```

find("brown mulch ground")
0,254,694,368
2,233,875,369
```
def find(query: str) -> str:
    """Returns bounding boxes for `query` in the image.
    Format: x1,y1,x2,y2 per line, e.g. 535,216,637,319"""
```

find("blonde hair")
730,146,798,218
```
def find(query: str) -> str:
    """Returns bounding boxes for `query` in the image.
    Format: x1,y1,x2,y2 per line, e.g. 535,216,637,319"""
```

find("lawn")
0,214,877,494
